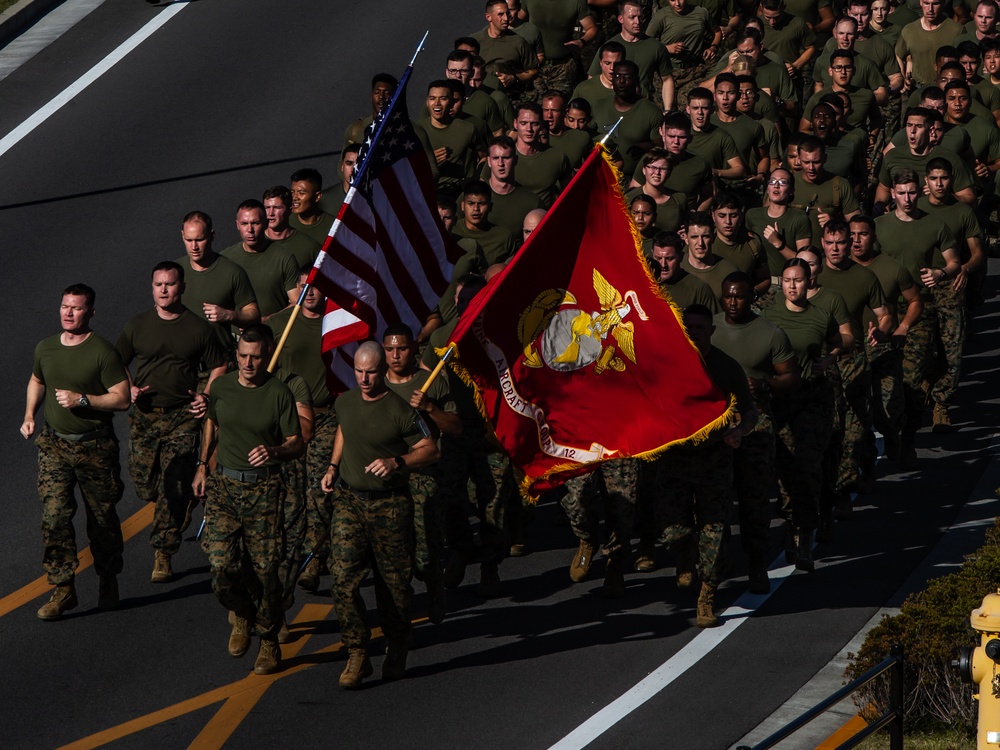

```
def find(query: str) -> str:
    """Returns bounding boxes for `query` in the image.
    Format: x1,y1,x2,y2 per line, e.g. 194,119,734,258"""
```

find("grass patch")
0,0,23,16
853,727,974,749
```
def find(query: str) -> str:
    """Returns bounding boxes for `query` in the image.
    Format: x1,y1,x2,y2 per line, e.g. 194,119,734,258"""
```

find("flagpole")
600,117,624,145
267,32,431,373
418,343,454,393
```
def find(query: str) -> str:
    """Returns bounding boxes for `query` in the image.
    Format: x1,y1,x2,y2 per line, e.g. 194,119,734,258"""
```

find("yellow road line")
187,603,332,750
0,503,154,618
815,714,868,749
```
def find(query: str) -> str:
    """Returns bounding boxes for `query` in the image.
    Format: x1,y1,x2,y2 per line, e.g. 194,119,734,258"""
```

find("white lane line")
0,0,188,159
551,438,889,749
548,557,799,750
0,0,107,82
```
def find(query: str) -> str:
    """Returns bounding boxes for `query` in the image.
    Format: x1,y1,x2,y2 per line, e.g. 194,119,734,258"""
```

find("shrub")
845,517,1000,734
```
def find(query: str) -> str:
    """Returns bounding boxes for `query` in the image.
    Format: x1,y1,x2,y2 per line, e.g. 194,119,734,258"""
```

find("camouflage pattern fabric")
302,408,338,567
834,351,873,492
867,344,905,447
278,456,308,605
438,433,512,565
733,412,775,556
126,406,199,555
901,309,936,434
201,471,283,636
410,470,444,586
655,440,733,585
535,56,581,101
928,282,966,407
559,457,638,560
773,380,833,529
37,430,124,585
328,487,413,649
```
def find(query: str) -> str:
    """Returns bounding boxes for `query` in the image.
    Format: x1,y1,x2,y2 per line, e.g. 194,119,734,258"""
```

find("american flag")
308,64,463,393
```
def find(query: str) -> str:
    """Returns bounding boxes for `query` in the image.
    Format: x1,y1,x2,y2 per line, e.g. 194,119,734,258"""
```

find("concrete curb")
0,0,64,48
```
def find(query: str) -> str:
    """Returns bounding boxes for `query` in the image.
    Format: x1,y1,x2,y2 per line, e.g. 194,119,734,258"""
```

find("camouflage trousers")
329,486,413,649
201,471,283,636
821,366,846,512
928,283,967,407
534,56,580,101
278,457,308,606
634,458,659,547
867,344,905,444
773,380,833,530
901,305,937,433
37,430,124,585
673,63,712,111
835,352,875,489
302,408,338,563
654,441,733,585
733,411,775,557
560,457,638,560
410,471,444,586
438,432,512,565
127,406,199,555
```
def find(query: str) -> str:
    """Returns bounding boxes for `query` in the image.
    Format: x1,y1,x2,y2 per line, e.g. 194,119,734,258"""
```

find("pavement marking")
187,603,330,749
60,612,429,748
0,503,153,618
815,714,868,749
0,0,107,82
548,557,799,750
0,0,188,159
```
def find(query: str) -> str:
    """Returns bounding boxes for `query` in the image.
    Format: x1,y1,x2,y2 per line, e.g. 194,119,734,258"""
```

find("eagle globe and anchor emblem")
518,268,649,374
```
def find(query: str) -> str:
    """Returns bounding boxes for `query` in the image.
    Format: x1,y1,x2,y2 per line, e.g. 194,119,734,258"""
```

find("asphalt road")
0,2,997,748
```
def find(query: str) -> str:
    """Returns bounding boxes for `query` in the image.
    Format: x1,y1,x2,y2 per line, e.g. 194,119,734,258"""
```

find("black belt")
51,426,114,442
342,484,402,501
217,464,278,483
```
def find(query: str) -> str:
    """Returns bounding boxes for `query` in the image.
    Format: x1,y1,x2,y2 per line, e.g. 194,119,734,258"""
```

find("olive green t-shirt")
514,146,572,208
817,261,887,342
916,195,981,263
33,332,127,434
521,0,591,61
711,113,765,175
712,231,768,277
646,4,714,63
176,253,256,346
436,250,488,324
763,301,838,380
549,127,593,169
385,369,458,460
711,313,796,382
592,97,662,176
857,253,915,330
569,77,615,112
463,90,505,134
220,241,299,318
269,230,321,270
668,153,713,209
791,171,861,244
117,308,228,409
762,13,817,66
874,211,956,293
335,388,427,491
895,18,964,84
709,55,797,103
745,206,812,276
689,124,742,170
416,118,481,195
289,211,335,246
661,270,720,313
452,221,518,265
681,255,740,302
804,85,878,130
208,372,300,472
317,183,347,216
783,0,830,29
473,28,539,76
266,307,333,407
274,365,311,406
806,285,851,326
489,185,542,238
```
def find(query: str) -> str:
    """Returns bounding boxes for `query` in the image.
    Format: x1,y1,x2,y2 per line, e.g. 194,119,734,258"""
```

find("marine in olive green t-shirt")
266,307,333,408
221,240,299,318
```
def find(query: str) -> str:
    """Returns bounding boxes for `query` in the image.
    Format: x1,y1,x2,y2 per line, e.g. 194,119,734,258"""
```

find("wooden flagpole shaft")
419,344,455,393
267,303,303,373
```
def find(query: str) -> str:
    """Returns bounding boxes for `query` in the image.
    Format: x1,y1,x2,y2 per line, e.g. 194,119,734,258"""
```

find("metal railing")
737,644,904,750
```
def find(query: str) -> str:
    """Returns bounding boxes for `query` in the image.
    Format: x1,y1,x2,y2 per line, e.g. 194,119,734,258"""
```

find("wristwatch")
78,395,91,408
393,455,406,470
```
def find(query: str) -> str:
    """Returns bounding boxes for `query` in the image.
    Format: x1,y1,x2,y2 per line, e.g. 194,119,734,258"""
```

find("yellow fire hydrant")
958,590,1000,749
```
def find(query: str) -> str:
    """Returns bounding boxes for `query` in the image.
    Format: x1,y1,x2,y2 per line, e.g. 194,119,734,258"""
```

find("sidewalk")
733,446,1000,749
0,0,63,47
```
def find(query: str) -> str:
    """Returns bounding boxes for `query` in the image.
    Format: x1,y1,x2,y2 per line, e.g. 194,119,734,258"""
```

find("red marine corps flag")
445,145,732,496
